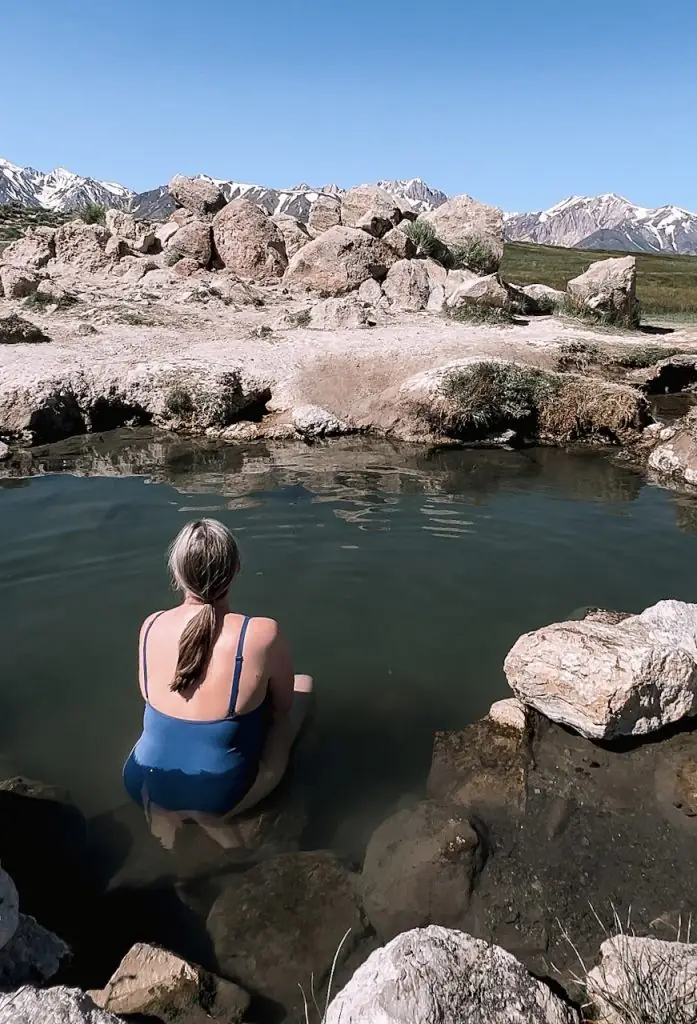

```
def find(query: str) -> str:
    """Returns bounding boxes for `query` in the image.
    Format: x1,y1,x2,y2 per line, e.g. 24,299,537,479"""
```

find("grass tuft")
444,303,517,327
557,294,639,330
80,202,107,226
435,361,559,435
165,385,195,418
403,220,449,262
287,309,312,327
557,339,690,373
24,290,79,313
449,234,501,275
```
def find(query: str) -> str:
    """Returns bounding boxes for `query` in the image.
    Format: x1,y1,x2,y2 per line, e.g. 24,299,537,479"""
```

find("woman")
123,518,312,838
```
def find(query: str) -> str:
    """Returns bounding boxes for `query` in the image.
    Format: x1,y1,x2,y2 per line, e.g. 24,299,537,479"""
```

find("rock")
520,283,565,312
170,207,195,226
0,986,121,1023
0,227,55,269
429,713,531,814
310,296,374,329
167,220,212,268
0,869,19,950
0,913,70,988
0,266,39,299
212,199,287,282
207,851,368,1009
0,442,9,460
382,226,416,259
383,259,430,311
104,236,130,259
89,942,249,1023
0,314,50,344
213,274,265,306
54,221,109,271
587,935,697,1024
284,226,398,295
567,255,640,326
171,255,202,278
361,802,483,941
341,186,407,229
169,174,227,218
272,213,312,258
35,280,76,306
420,194,504,267
122,258,159,284
308,193,342,235
325,926,580,1024
649,410,697,487
358,278,383,304
155,220,179,247
488,697,527,732
292,404,351,437
355,210,395,238
505,599,697,740
425,258,448,312
104,209,156,254
445,272,509,311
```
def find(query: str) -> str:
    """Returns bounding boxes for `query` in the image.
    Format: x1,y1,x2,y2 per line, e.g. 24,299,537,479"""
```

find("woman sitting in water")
123,518,313,837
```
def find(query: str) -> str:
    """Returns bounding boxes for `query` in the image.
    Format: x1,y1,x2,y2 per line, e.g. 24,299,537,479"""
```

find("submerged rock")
361,802,483,941
89,942,249,1023
505,599,697,739
207,851,368,1010
324,926,580,1024
587,935,697,1024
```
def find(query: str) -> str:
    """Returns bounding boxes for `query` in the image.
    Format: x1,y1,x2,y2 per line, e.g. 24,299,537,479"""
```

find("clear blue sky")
2,0,696,212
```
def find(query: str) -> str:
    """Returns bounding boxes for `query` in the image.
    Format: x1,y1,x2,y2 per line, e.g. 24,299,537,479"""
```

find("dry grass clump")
557,340,690,374
558,294,639,330
540,376,650,441
444,303,517,326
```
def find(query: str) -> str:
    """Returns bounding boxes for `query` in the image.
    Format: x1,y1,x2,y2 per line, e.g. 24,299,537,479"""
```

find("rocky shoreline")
1,176,697,491
3,602,697,1021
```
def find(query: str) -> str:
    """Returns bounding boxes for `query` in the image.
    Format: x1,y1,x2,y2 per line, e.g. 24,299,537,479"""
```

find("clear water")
2,434,697,860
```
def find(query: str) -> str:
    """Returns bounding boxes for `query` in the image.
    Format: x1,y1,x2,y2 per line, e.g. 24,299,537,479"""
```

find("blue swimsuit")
123,613,270,815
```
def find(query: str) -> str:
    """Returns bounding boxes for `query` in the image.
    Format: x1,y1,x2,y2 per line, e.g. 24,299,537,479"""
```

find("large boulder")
167,220,212,268
272,213,311,258
104,210,156,254
284,226,398,295
520,283,565,312
308,193,342,235
0,986,121,1023
169,174,227,218
54,221,110,271
567,255,640,326
445,272,508,311
382,259,430,311
361,801,483,941
648,410,697,487
292,404,351,438
504,600,697,740
310,295,375,329
212,199,287,282
325,926,580,1024
341,186,406,229
89,942,249,1023
587,935,697,1024
154,220,179,247
207,851,368,1010
0,227,55,269
0,869,19,950
420,194,504,266
0,266,39,299
382,226,416,259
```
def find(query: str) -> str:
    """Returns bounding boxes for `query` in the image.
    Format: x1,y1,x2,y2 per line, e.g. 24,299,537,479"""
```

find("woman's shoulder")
229,614,280,647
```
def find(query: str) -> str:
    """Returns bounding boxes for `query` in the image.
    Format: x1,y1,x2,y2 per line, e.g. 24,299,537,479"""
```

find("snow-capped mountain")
505,193,697,255
375,178,448,213
0,158,133,212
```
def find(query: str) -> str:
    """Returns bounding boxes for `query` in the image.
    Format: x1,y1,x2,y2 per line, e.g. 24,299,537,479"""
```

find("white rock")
0,442,9,461
0,266,39,299
0,986,121,1024
587,935,697,1024
567,255,639,325
487,698,527,733
420,194,504,265
0,868,19,950
325,926,580,1024
292,404,350,437
358,278,383,305
383,259,430,311
155,221,179,247
310,296,374,329
445,272,508,311
505,600,697,739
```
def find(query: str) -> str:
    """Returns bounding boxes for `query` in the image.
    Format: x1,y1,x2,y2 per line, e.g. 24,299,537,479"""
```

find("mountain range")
2,156,697,256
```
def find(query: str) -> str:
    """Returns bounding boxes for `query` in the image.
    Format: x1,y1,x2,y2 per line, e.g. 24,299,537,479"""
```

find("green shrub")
81,202,107,226
557,339,688,372
403,220,449,263
449,234,501,276
437,361,559,433
558,293,639,330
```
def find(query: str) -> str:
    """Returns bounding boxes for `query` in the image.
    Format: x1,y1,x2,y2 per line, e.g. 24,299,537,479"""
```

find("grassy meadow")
502,241,697,318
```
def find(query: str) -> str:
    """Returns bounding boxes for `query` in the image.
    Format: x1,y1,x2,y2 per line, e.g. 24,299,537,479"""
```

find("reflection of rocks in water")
672,494,697,536
7,431,644,513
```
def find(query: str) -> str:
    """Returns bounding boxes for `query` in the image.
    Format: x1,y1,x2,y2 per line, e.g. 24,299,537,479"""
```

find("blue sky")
1,0,696,212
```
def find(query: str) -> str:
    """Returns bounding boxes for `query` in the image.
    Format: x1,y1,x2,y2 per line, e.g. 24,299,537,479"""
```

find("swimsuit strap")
229,615,251,716
141,611,165,701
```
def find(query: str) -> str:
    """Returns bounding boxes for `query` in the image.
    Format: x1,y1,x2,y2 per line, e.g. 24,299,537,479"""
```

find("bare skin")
138,592,313,849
